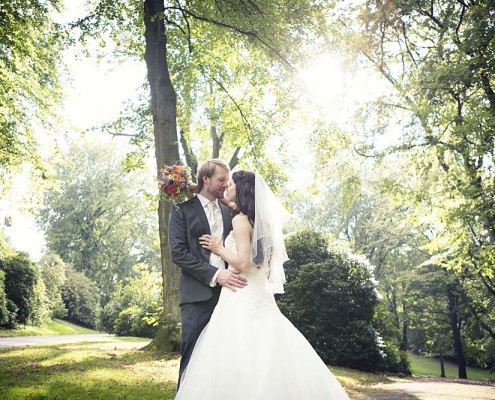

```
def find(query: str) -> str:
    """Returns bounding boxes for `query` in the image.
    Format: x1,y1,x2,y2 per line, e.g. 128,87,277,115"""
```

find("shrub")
29,275,51,326
0,268,7,326
382,346,411,374
278,231,387,371
61,265,100,329
3,299,18,329
101,263,161,338
39,253,68,319
1,252,37,325
114,305,157,338
283,230,329,282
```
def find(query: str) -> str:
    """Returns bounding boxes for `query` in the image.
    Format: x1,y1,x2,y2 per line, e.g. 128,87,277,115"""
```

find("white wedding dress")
175,233,350,400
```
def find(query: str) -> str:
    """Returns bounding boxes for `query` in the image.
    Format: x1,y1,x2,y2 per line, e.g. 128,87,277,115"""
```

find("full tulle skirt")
175,265,350,400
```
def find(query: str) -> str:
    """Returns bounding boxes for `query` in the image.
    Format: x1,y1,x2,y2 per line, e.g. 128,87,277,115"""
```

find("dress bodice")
224,231,238,256
222,232,275,304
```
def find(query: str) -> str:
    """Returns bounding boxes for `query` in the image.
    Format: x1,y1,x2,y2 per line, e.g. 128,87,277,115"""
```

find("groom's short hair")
197,159,230,192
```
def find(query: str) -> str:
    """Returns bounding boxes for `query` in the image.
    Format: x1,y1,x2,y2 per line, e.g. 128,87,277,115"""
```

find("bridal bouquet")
157,161,192,203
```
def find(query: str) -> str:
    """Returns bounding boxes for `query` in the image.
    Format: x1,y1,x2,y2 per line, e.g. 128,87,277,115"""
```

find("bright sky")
62,48,146,130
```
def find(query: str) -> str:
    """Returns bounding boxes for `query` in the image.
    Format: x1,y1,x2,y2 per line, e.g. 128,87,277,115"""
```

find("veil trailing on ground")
251,173,290,294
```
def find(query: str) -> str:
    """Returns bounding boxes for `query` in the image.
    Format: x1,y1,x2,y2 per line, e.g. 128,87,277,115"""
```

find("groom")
168,158,248,384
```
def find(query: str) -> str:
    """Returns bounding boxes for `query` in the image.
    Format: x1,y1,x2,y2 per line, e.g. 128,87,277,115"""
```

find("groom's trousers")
178,286,221,388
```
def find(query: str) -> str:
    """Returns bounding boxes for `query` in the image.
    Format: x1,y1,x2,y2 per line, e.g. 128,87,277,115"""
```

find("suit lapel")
192,196,211,235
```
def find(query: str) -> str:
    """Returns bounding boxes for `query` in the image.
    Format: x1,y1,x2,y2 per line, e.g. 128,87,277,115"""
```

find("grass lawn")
408,351,495,381
1,338,493,400
0,337,363,400
0,337,178,400
0,319,99,337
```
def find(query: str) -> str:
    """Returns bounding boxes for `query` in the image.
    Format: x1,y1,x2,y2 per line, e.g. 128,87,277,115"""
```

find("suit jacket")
169,196,233,305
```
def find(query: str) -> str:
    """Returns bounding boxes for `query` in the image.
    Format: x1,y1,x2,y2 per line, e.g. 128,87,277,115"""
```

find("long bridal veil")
251,173,290,294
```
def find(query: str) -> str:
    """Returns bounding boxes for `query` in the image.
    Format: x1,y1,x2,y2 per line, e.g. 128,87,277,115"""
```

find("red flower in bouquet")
166,184,178,195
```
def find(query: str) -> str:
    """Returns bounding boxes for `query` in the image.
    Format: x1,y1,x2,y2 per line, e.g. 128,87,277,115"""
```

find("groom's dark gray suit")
168,195,233,382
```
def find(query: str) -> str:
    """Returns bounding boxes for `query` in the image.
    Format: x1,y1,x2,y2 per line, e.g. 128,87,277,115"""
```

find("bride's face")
225,179,236,203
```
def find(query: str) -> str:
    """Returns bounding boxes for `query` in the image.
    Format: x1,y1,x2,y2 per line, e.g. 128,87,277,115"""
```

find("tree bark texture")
144,0,181,352
439,354,446,378
447,285,467,379
400,300,409,351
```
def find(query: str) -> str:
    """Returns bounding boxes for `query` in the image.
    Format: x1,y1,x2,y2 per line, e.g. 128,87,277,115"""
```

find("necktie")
207,201,222,238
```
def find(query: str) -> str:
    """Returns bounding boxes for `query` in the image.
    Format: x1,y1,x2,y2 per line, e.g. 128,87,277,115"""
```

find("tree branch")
229,146,242,170
176,7,293,68
454,3,466,45
179,129,198,181
401,21,418,66
200,65,252,132
481,74,495,113
414,0,444,30
174,0,192,52
107,131,137,137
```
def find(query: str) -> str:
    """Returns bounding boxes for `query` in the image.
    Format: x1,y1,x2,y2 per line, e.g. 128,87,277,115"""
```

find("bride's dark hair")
232,170,255,226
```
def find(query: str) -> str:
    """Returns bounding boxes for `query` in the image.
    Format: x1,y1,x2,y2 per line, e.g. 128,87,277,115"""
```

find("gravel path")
353,377,495,400
0,333,111,348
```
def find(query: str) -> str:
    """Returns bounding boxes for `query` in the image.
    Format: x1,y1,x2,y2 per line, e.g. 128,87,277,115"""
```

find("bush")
278,230,387,371
283,230,329,282
0,268,7,326
1,252,37,326
3,299,18,329
373,300,411,374
382,345,411,374
101,263,161,338
29,275,51,326
114,305,157,338
62,266,100,329
39,253,68,319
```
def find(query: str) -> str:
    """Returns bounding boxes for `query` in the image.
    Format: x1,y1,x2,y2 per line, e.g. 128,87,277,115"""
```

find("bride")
175,170,350,399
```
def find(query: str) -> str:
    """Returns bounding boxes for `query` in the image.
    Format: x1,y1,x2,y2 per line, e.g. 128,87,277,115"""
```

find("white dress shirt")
197,194,224,286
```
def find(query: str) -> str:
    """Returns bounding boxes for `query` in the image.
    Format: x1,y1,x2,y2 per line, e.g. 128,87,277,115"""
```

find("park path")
352,377,495,400
0,333,111,348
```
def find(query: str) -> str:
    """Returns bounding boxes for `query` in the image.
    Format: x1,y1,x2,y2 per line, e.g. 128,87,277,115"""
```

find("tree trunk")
143,0,180,352
208,82,222,158
400,301,409,351
447,285,467,379
439,354,446,378
211,125,220,158
179,129,198,182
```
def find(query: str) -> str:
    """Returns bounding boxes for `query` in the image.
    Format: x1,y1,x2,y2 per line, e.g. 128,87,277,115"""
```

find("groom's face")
204,166,229,200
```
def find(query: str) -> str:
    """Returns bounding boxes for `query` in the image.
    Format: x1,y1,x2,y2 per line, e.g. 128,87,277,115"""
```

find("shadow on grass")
349,387,420,400
0,342,178,400
331,365,398,388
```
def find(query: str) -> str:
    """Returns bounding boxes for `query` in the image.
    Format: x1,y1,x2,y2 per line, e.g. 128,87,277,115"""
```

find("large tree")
0,0,64,174
37,139,159,301
71,0,332,351
327,0,495,377
336,0,495,278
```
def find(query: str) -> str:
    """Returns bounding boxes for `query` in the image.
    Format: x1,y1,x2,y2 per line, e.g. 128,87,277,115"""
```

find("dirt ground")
350,377,495,400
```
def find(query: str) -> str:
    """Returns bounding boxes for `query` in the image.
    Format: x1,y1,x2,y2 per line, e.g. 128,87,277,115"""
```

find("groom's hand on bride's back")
217,269,247,292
